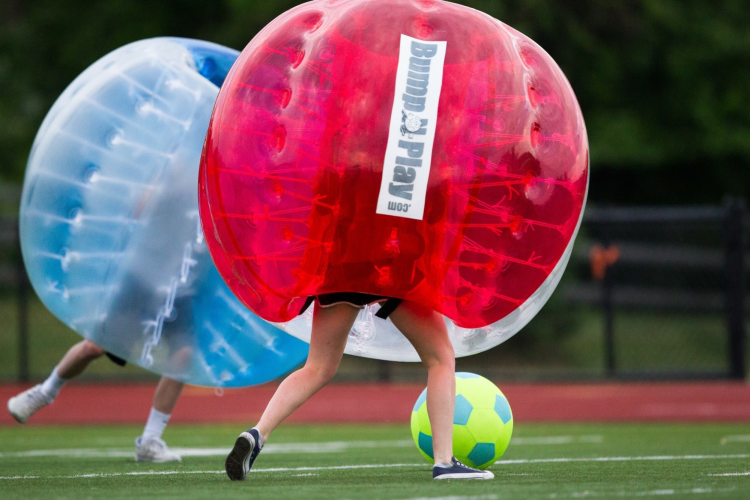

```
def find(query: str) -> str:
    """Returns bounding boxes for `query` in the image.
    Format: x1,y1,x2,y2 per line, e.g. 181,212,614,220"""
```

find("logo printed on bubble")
376,35,446,221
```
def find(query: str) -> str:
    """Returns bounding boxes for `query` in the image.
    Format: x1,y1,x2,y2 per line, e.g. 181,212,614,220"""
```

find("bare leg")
8,340,106,423
55,340,106,379
390,301,455,465
137,376,184,462
256,303,359,440
137,376,184,456
152,377,184,414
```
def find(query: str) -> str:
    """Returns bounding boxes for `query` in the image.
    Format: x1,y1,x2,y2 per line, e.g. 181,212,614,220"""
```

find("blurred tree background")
2,0,749,205
1,0,747,381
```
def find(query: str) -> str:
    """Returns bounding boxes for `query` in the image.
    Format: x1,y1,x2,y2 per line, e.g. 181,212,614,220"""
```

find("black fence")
0,217,29,381
565,198,748,380
0,197,747,383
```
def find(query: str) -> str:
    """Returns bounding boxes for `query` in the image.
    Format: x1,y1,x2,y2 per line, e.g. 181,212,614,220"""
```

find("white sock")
40,369,67,400
141,408,171,441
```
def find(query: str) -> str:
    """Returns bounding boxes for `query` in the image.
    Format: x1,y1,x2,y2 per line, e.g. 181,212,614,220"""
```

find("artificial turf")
1,423,749,499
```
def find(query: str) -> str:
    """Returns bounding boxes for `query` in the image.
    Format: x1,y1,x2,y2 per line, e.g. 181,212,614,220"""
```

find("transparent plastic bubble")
20,38,309,386
200,0,588,361
276,249,571,362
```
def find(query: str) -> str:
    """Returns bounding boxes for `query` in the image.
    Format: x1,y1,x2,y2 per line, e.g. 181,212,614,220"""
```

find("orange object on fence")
589,244,620,281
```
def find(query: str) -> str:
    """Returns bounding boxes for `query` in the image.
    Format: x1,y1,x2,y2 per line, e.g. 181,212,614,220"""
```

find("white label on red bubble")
376,34,446,220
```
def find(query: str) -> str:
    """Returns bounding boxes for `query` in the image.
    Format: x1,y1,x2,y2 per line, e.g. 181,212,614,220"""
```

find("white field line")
397,492,737,500
0,449,134,459
0,440,414,459
708,472,750,476
2,453,750,481
0,463,423,480
720,434,750,444
0,435,603,459
511,435,603,445
252,463,421,473
546,487,736,498
397,496,499,500
495,454,750,465
172,439,415,457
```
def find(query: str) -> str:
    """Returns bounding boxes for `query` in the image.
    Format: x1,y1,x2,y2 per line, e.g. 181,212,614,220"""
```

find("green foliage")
463,0,750,203
2,0,749,203
0,0,227,182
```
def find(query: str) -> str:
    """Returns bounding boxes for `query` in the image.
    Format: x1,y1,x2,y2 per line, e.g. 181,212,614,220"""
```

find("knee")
434,352,456,372
79,340,106,360
170,346,193,369
304,362,338,387
161,377,185,393
422,342,455,371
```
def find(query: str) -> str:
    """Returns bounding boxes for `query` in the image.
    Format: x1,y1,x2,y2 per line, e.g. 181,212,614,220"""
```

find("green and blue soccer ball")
410,372,513,469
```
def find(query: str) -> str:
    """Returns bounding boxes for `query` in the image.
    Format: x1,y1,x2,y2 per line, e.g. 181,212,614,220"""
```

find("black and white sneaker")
225,428,263,481
433,457,494,480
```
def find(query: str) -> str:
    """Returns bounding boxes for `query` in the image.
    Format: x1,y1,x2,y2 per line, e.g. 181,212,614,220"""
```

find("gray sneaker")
433,457,494,480
135,436,182,463
7,385,54,424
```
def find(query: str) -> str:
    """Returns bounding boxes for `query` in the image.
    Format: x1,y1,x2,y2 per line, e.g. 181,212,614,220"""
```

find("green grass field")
1,423,749,499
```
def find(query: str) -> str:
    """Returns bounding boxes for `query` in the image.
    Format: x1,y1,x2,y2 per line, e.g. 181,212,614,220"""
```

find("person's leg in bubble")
224,298,493,480
7,339,184,463
135,376,184,462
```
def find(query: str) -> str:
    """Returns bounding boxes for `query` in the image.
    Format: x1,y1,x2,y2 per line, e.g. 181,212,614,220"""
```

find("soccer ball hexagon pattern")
410,372,513,469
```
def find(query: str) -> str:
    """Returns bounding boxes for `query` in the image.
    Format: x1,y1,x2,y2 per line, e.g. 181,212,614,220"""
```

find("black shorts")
105,352,127,367
298,293,402,320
